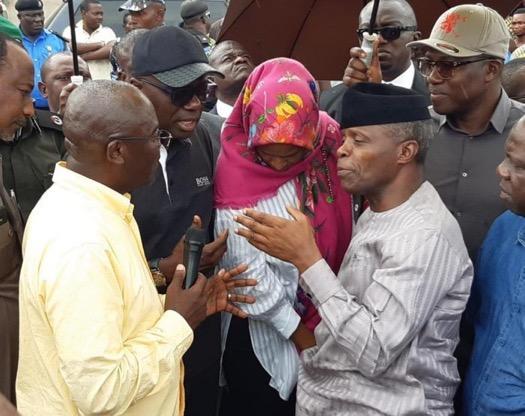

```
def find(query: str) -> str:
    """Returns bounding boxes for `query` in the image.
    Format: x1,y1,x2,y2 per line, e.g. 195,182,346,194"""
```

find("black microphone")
183,226,208,289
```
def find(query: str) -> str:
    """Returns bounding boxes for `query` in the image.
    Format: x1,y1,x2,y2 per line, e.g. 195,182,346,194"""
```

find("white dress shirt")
216,99,234,118
63,21,116,80
383,62,416,89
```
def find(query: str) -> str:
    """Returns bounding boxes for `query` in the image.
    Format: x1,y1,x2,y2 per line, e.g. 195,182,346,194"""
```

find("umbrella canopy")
411,0,522,40
219,0,522,80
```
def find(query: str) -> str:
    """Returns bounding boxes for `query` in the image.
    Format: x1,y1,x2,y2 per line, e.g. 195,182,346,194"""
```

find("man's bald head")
63,80,160,193
358,0,419,81
359,0,417,27
63,79,156,144
39,52,91,113
40,52,90,82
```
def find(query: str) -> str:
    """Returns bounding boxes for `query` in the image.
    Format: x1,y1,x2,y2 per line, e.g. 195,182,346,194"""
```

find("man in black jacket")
0,33,34,405
320,0,429,121
0,52,91,221
129,26,227,416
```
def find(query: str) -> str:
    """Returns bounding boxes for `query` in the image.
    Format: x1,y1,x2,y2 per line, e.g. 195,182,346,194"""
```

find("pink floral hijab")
214,58,352,330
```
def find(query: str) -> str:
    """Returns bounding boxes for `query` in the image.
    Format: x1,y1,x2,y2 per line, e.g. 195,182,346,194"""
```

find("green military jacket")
0,110,66,222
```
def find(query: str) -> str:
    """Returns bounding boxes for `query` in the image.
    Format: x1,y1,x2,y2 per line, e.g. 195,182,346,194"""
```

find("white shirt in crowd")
216,99,234,118
63,21,116,80
384,62,416,89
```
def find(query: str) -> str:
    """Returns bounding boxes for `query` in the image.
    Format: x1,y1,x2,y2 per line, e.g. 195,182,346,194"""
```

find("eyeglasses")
118,128,173,145
415,57,491,79
138,77,208,107
203,11,211,19
356,26,417,42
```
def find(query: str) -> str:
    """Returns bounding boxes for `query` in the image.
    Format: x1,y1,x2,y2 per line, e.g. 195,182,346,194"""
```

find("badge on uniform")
50,115,63,126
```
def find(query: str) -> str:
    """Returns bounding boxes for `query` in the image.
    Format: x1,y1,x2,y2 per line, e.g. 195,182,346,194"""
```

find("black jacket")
131,117,223,416
0,110,66,222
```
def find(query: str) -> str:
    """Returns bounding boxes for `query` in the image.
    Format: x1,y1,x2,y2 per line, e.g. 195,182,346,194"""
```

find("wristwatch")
149,258,167,293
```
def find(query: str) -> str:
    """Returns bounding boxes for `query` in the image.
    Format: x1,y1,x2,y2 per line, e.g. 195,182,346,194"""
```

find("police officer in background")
180,0,215,56
119,0,166,30
15,0,68,109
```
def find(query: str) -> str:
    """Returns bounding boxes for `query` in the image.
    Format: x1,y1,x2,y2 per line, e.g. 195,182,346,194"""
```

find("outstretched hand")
164,264,256,329
205,264,256,318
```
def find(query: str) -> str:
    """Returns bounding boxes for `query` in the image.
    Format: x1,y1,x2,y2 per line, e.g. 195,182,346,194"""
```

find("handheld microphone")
183,226,208,289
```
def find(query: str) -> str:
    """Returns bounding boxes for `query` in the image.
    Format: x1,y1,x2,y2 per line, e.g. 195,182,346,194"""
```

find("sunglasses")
415,57,491,80
138,77,208,107
356,26,417,42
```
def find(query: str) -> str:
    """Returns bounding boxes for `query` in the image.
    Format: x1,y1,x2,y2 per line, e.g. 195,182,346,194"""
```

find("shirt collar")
489,89,512,134
434,89,511,134
216,99,233,118
383,62,415,90
76,20,102,34
21,27,48,42
52,162,135,222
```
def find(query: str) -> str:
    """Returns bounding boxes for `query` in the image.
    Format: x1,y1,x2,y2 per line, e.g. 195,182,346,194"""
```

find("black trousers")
219,317,296,416
184,314,221,416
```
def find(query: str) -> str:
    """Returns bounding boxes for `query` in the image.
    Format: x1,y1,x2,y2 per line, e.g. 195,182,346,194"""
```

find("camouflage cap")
407,4,511,59
118,0,165,12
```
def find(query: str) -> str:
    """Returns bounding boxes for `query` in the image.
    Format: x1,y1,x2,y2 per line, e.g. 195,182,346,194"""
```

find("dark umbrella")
219,0,521,80
64,0,79,75
218,0,365,80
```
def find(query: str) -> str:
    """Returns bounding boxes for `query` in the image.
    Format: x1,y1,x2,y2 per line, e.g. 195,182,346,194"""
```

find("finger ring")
227,293,232,301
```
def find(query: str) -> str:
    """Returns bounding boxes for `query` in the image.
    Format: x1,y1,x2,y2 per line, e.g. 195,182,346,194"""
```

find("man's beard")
0,126,21,142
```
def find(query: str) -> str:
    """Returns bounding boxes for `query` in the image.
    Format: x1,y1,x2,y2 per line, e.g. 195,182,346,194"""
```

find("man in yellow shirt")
16,80,254,415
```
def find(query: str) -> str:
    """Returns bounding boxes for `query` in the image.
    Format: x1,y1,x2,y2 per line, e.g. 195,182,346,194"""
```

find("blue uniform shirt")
21,28,67,109
463,210,525,414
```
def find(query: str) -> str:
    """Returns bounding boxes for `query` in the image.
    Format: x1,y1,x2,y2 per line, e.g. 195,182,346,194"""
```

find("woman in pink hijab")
214,58,352,416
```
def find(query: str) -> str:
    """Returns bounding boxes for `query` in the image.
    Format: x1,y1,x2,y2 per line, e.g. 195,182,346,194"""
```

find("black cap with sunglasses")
132,25,223,89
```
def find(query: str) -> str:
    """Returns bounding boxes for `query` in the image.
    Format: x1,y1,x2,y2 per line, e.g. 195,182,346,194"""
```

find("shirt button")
456,212,462,218
462,172,468,178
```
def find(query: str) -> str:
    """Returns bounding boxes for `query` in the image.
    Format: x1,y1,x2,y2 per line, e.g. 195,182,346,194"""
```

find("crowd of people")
1,0,525,415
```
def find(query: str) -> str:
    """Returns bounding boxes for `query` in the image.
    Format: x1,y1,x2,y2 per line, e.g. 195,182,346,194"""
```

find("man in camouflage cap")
119,0,165,29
